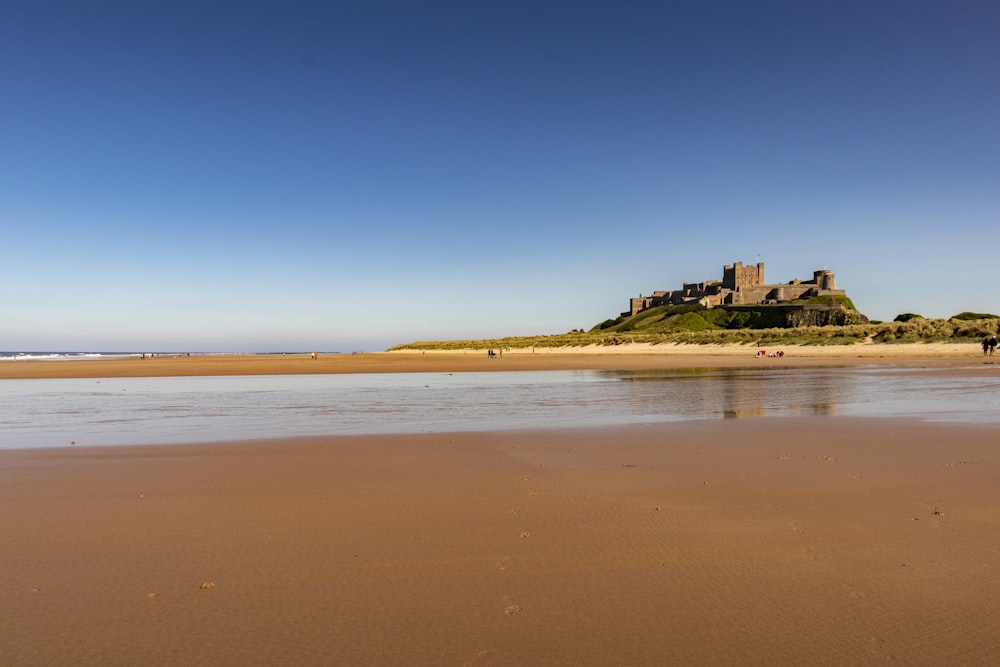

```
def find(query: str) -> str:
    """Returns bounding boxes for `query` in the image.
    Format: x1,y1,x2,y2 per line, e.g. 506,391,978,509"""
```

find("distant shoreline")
0,351,347,361
0,342,994,379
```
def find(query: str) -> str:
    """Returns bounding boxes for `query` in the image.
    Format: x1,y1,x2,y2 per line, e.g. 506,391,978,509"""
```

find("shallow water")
1,367,999,449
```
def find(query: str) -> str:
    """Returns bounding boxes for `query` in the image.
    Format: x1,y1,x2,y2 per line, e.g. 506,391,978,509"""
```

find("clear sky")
3,1,998,352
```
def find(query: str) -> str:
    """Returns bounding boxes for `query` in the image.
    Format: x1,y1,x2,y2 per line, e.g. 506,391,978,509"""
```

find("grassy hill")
390,309,1000,351
596,298,861,333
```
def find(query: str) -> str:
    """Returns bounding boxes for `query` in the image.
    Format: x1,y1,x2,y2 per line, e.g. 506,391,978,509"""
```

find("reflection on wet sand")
2,365,996,449
610,367,849,420
724,403,836,419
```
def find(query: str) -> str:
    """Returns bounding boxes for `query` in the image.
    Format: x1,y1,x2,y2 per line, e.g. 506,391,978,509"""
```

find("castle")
627,262,846,317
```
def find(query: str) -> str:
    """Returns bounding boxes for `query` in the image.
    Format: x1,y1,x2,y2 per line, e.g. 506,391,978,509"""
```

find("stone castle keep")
628,261,846,317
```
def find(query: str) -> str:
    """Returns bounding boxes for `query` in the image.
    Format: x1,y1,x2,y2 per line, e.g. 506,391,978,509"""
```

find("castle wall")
700,293,725,308
738,284,845,304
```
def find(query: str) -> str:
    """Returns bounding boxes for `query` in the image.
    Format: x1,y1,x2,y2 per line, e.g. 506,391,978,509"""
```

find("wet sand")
0,342,994,379
4,419,1000,665
4,347,999,664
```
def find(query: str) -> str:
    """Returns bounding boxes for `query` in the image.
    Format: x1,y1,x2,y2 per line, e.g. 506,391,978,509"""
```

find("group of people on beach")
755,349,784,358
487,349,502,359
982,337,998,356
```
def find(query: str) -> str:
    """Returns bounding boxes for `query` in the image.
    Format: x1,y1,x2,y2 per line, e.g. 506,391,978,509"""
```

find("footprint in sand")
844,584,869,599
502,595,523,616
519,531,531,539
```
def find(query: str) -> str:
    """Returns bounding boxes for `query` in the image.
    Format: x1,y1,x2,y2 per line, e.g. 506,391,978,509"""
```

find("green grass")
951,311,1000,321
799,295,857,309
389,314,1000,351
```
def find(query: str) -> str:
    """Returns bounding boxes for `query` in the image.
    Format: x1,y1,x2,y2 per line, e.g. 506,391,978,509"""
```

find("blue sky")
2,1,998,351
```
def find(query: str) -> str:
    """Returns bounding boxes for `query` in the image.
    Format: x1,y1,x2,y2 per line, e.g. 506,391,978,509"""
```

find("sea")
2,364,999,449
1,351,141,361
0,351,329,361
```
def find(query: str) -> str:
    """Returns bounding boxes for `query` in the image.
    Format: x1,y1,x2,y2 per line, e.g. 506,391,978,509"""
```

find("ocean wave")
0,352,140,362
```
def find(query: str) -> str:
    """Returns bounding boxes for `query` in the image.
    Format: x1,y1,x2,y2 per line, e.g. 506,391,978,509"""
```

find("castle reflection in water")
2,365,997,449
607,367,852,420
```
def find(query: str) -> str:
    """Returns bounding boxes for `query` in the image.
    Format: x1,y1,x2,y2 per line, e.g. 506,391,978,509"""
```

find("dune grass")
389,316,1000,351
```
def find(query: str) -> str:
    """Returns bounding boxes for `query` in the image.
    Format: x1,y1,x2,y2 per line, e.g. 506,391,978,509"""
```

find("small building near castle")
627,262,846,317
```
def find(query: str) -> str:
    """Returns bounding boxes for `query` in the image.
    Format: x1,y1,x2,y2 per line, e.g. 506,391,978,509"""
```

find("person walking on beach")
990,336,998,356
983,338,991,356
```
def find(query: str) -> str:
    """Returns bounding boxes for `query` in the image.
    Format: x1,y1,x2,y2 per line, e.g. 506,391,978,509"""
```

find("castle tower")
814,270,835,290
723,261,765,290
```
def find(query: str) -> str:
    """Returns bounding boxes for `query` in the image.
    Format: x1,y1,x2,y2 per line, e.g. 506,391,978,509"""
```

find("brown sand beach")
0,341,994,379
3,420,1000,665
3,347,1000,665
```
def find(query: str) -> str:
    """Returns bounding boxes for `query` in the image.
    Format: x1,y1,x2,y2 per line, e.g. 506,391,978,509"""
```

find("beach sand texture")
3,347,1000,664
0,341,994,379
4,421,1000,665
